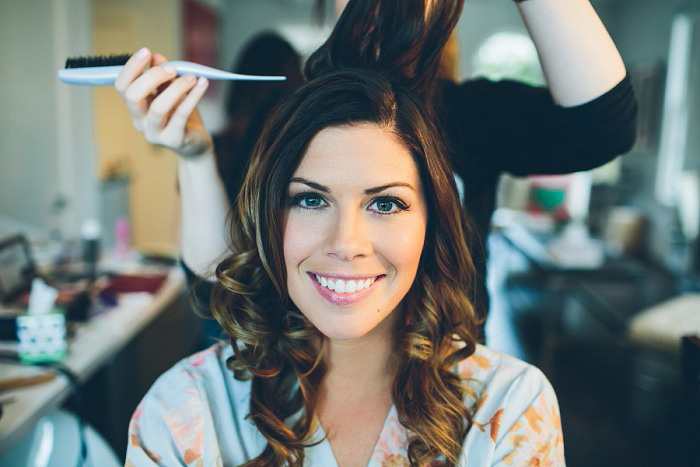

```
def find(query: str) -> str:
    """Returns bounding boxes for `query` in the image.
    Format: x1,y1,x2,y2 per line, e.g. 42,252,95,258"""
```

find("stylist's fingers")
162,78,211,157
144,74,197,138
151,54,170,95
114,47,151,95
165,77,209,133
124,64,178,120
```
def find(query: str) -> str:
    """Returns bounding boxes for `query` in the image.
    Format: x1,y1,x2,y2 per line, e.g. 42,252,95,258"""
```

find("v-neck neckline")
307,404,400,467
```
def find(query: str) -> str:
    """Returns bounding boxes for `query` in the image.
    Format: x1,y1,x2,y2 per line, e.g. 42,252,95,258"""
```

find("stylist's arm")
516,0,627,106
114,48,230,279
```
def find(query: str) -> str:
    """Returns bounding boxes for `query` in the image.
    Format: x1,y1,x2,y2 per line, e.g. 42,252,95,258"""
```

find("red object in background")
102,274,167,296
183,0,218,66
183,0,219,93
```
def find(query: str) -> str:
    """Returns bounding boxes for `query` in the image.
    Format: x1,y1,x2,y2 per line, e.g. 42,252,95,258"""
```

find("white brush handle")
57,61,286,86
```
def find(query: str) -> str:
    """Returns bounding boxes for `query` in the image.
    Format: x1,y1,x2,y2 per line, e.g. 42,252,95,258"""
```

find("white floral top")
126,343,565,466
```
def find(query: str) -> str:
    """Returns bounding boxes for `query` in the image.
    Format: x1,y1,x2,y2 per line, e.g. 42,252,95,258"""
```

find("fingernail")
162,65,177,75
184,73,196,83
197,77,208,87
135,47,149,59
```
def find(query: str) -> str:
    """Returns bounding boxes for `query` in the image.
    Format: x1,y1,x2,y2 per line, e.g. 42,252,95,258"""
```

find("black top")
439,75,637,238
188,76,638,333
437,75,637,324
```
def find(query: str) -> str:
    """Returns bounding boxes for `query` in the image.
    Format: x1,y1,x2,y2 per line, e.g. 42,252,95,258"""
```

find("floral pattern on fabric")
128,407,163,464
125,343,565,466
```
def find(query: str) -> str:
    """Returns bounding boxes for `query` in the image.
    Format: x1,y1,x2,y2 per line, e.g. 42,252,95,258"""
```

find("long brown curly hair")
210,1,479,465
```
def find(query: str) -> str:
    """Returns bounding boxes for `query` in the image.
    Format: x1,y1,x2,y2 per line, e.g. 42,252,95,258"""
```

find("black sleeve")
180,258,214,318
442,74,638,178
212,132,249,206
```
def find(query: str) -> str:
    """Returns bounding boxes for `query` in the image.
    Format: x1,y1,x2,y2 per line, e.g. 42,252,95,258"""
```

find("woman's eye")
375,200,395,212
369,197,409,215
290,193,326,209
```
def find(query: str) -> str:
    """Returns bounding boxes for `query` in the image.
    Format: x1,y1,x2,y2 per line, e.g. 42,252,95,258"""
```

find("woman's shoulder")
457,344,555,409
457,344,543,381
126,343,255,466
130,342,241,426
152,342,235,388
456,345,565,465
138,342,254,415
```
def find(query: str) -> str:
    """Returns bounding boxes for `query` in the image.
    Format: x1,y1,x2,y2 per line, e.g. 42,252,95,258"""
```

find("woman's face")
283,123,428,341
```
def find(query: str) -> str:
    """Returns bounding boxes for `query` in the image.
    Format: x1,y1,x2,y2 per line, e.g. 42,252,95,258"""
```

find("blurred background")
0,0,699,466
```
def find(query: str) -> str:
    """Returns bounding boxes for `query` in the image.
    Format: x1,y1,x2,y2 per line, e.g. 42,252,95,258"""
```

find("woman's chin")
315,321,374,341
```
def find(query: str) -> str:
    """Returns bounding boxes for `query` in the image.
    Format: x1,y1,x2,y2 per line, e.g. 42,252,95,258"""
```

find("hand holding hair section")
58,54,286,86
306,0,464,98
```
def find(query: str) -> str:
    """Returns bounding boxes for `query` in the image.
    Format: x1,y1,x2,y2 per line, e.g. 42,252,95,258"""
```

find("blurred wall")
0,0,96,238
93,0,182,255
0,0,183,255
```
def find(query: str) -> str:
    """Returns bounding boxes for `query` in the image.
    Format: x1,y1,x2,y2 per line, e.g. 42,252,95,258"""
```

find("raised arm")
114,49,230,278
442,0,637,179
516,0,627,106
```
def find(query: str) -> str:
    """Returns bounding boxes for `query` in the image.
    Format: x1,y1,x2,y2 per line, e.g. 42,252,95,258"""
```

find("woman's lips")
307,272,384,306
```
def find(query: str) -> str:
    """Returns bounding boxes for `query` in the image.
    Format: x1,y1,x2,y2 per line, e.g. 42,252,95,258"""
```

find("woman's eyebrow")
288,177,330,193
288,178,415,194
364,182,416,195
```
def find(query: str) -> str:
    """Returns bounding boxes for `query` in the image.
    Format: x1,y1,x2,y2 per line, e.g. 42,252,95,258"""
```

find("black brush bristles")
64,54,131,68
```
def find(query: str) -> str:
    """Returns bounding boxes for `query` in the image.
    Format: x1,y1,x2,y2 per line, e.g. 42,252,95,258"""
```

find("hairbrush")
58,54,286,86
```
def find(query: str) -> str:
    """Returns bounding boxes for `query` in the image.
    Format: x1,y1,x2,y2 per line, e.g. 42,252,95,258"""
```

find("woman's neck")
321,310,399,398
314,312,400,467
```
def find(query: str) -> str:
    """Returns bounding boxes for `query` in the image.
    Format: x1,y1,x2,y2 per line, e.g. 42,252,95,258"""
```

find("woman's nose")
325,208,373,261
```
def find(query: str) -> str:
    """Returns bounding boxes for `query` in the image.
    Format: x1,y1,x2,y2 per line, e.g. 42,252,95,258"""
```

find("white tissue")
81,218,101,240
27,277,59,315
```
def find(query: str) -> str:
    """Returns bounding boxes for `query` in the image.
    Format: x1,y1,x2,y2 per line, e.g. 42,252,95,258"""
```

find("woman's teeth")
314,275,376,293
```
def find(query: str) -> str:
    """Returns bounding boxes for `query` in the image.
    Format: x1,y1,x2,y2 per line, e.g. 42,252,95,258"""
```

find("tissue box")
16,313,67,363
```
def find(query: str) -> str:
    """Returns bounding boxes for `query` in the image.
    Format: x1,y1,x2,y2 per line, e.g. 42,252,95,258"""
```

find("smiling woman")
210,69,480,465
122,1,564,466
283,124,428,341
